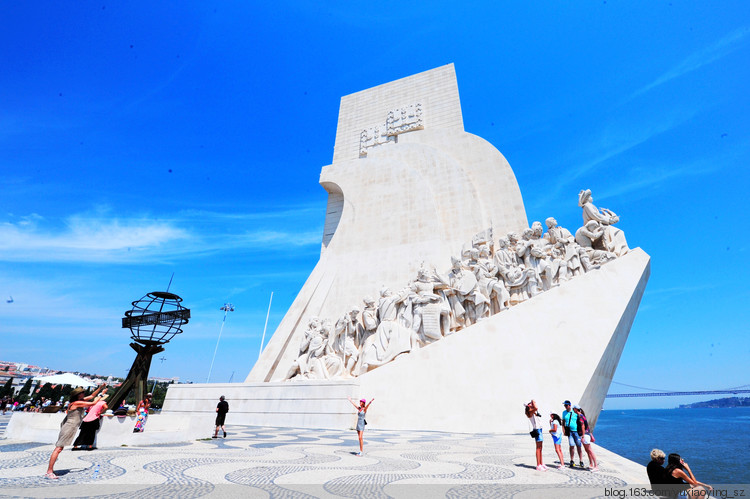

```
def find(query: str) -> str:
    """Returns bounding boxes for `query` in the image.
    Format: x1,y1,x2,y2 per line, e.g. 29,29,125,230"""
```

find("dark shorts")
215,413,226,426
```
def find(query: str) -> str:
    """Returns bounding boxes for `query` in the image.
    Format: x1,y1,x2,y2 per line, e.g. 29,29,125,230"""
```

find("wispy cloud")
546,108,701,202
0,215,189,262
0,207,323,263
596,139,749,202
631,26,750,99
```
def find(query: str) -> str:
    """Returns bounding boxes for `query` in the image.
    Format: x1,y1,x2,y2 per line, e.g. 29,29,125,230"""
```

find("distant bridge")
607,389,750,398
605,383,750,398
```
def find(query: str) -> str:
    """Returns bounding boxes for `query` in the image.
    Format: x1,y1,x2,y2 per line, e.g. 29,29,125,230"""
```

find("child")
549,413,566,469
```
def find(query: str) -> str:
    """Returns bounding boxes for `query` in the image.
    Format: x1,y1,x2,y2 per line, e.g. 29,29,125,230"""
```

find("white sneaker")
536,465,546,472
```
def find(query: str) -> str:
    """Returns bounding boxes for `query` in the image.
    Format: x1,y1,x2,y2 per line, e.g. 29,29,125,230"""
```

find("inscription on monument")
359,103,424,157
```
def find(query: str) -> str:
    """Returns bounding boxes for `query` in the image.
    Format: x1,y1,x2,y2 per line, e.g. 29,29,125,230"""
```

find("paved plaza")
0,414,648,498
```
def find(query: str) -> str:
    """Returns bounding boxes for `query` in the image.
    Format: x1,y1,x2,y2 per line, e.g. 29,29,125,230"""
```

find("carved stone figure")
332,307,362,376
576,220,617,266
474,251,509,315
360,296,379,347
494,237,517,277
578,189,629,256
410,266,450,344
545,217,583,282
356,288,413,375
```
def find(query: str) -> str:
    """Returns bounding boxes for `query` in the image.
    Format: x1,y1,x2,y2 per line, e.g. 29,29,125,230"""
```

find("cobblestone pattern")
0,425,627,498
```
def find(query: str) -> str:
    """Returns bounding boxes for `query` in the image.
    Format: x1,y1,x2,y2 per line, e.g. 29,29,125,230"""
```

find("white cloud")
632,26,750,99
0,207,323,263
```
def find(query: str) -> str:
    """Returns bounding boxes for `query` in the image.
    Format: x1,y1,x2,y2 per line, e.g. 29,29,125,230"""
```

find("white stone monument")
162,64,649,434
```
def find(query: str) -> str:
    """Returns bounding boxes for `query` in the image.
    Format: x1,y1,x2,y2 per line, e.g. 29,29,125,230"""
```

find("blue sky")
1,2,748,409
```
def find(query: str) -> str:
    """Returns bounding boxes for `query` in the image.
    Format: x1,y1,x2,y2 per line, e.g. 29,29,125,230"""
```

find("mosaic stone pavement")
0,414,9,437
0,424,647,498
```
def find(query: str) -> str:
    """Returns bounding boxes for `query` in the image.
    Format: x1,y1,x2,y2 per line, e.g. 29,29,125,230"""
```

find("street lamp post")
207,303,234,383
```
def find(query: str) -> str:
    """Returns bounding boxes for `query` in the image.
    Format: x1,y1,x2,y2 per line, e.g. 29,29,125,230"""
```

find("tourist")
525,400,546,471
72,388,109,450
549,413,566,469
0,396,7,415
213,395,229,438
132,392,152,433
45,384,106,479
562,400,584,468
664,453,712,497
574,405,598,471
647,448,667,485
347,396,374,456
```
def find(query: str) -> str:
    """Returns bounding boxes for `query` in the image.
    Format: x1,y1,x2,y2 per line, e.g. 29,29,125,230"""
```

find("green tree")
50,384,63,405
37,382,54,401
1,377,12,397
60,384,73,401
16,378,33,403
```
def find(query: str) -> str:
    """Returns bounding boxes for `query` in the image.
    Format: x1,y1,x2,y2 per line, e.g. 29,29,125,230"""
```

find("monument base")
160,248,649,434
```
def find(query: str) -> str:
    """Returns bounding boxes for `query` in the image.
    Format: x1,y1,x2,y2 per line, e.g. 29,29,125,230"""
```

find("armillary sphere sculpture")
109,291,190,409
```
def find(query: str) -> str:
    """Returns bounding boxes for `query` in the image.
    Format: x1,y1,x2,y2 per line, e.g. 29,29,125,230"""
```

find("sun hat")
573,404,581,409
360,399,366,404
70,387,86,398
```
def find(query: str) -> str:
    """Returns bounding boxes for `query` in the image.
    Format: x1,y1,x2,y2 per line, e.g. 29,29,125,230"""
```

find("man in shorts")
213,395,229,438
562,400,584,468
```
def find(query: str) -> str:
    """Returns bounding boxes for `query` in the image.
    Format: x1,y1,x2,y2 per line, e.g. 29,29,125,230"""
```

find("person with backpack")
562,400,584,468
574,405,598,471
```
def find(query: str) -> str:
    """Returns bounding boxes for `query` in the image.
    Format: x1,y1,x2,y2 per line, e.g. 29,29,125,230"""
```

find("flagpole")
259,292,273,358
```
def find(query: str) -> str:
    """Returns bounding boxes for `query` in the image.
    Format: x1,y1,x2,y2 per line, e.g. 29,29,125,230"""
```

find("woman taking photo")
525,400,546,471
347,396,374,456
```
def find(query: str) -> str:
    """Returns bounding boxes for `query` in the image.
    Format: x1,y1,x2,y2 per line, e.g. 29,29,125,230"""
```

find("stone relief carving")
285,189,632,381
359,103,424,157
386,103,423,136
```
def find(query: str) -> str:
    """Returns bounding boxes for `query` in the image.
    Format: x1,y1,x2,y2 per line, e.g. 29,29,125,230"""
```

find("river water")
595,407,750,485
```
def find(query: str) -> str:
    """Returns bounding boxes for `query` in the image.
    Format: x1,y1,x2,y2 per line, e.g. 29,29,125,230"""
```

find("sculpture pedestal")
163,249,649,434
109,342,164,409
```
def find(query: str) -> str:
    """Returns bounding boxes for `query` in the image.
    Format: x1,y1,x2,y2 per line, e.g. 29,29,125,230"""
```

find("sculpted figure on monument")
494,237,518,277
285,317,330,380
517,228,545,295
504,264,533,305
530,221,554,290
332,307,362,377
409,265,450,345
360,296,379,347
442,256,478,329
545,217,584,282
473,247,509,315
355,287,414,375
578,189,629,256
575,220,617,267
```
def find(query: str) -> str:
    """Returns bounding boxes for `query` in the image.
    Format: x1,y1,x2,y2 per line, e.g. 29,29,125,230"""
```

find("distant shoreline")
678,396,750,409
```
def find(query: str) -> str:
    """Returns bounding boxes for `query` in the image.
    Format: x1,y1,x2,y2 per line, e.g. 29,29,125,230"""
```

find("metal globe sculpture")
123,291,190,345
109,291,190,410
